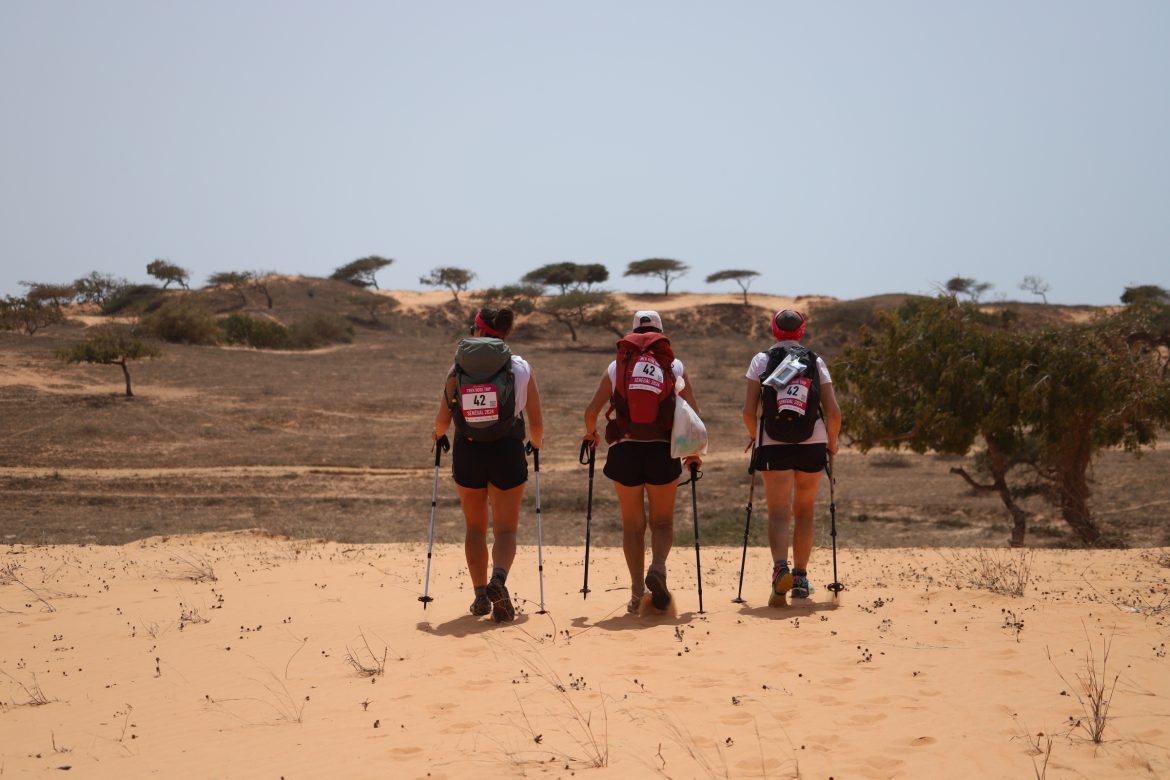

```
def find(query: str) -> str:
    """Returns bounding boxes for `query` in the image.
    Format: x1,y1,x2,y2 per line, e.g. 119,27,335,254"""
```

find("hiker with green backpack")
742,309,841,606
582,311,703,614
431,307,544,622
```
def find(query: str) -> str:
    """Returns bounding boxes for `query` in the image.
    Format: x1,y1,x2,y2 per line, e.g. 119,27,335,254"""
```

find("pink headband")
772,311,806,341
475,312,505,338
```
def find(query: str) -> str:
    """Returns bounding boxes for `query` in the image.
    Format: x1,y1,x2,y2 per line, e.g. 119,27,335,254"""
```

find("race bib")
776,378,811,416
461,383,499,422
629,358,665,393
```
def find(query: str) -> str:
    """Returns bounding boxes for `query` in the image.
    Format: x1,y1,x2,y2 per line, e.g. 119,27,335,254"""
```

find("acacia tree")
331,256,393,289
706,269,760,305
73,272,128,307
943,275,992,302
0,296,63,335
57,327,162,397
624,258,689,295
522,262,609,294
146,259,190,290
1121,285,1170,306
420,267,475,303
1019,275,1051,304
22,282,77,310
249,271,276,309
473,284,544,315
541,291,619,341
348,293,399,325
207,271,253,307
840,295,1170,545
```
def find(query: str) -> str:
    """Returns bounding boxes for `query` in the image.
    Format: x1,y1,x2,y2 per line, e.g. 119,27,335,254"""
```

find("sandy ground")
2,533,1167,779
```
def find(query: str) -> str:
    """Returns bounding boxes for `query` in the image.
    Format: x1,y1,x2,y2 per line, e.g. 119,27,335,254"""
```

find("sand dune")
2,532,1167,778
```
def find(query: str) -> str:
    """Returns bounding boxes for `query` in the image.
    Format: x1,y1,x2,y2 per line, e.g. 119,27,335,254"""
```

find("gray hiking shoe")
791,573,813,599
485,579,516,623
644,569,671,610
469,593,491,616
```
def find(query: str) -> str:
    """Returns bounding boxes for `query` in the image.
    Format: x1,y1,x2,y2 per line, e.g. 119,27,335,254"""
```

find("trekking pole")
578,439,596,599
419,434,450,609
681,462,705,614
526,442,547,614
732,446,757,604
825,454,844,596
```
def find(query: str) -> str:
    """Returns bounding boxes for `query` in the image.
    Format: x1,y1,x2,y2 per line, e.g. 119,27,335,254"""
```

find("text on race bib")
776,377,812,416
461,383,499,422
629,358,665,393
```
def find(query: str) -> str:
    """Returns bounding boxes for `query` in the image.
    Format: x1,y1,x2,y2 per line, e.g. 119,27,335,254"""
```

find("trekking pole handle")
579,438,596,465
433,434,450,467
526,441,539,470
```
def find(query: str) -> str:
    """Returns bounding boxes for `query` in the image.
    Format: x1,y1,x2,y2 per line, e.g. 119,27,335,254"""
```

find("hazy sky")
2,2,1167,305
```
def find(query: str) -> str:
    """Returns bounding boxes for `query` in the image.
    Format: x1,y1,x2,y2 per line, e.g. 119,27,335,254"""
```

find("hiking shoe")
485,579,516,623
644,569,671,611
469,593,491,616
772,565,793,596
791,574,812,599
627,595,643,614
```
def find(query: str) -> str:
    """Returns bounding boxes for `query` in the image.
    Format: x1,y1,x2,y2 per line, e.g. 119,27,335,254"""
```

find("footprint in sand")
909,736,936,746
390,746,423,760
720,712,754,726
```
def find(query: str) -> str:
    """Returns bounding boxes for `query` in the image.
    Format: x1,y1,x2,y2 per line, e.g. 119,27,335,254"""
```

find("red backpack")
605,332,676,443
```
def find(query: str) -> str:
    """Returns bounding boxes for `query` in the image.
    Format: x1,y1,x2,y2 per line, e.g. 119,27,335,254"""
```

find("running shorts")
603,441,682,487
452,436,528,490
752,443,827,473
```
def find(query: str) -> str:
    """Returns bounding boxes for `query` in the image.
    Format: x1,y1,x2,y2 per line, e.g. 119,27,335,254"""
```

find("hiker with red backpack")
431,307,544,622
582,311,703,614
742,309,841,606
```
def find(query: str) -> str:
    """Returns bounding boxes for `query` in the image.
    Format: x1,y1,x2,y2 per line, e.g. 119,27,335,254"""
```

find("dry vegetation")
2,279,1167,548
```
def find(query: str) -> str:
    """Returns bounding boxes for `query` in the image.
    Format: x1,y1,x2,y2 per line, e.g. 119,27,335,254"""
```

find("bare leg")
762,470,795,564
645,481,678,570
487,482,525,573
457,485,490,587
614,483,648,598
791,470,823,571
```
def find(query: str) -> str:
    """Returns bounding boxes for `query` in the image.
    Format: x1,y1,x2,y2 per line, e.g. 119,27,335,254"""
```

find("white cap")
632,310,663,331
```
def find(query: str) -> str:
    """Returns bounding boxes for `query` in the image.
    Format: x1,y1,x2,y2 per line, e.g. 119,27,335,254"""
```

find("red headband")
475,312,506,338
772,311,806,341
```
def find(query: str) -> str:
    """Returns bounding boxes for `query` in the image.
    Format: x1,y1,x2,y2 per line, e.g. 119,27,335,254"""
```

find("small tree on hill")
207,271,253,307
473,284,544,315
1121,285,1170,306
73,272,128,307
0,296,64,335
541,291,619,341
624,258,689,295
706,269,760,305
249,271,276,309
147,259,190,290
349,293,400,325
331,256,393,289
522,262,609,294
22,282,77,310
420,267,475,303
943,275,992,302
1019,275,1050,304
57,327,162,397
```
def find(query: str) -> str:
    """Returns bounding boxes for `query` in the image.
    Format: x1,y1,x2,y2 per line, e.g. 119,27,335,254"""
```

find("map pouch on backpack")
451,337,522,442
605,332,676,444
760,343,821,443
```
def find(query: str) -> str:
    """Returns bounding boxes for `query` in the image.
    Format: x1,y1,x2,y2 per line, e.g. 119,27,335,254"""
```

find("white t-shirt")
606,358,685,445
746,346,831,446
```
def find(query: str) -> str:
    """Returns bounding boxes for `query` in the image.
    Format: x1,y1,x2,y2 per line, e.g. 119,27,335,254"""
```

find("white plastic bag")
670,395,708,459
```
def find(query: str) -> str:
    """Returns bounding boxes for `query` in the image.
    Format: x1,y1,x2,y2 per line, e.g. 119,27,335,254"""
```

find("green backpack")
450,337,522,442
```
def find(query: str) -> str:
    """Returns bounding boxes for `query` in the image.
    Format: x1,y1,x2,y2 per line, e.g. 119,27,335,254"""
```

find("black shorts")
452,436,528,490
603,441,682,487
752,443,827,473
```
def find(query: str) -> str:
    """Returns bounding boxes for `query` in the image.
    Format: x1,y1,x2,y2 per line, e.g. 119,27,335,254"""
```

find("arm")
742,378,761,441
525,370,544,450
821,382,842,455
432,374,456,442
583,372,612,446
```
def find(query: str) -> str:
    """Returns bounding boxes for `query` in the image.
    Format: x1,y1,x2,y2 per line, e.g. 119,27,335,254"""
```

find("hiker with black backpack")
582,310,703,614
431,307,544,623
742,309,841,606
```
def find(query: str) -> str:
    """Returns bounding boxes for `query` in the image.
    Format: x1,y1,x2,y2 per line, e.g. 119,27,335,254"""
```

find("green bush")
140,299,219,345
219,313,290,349
101,284,166,315
287,313,354,349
